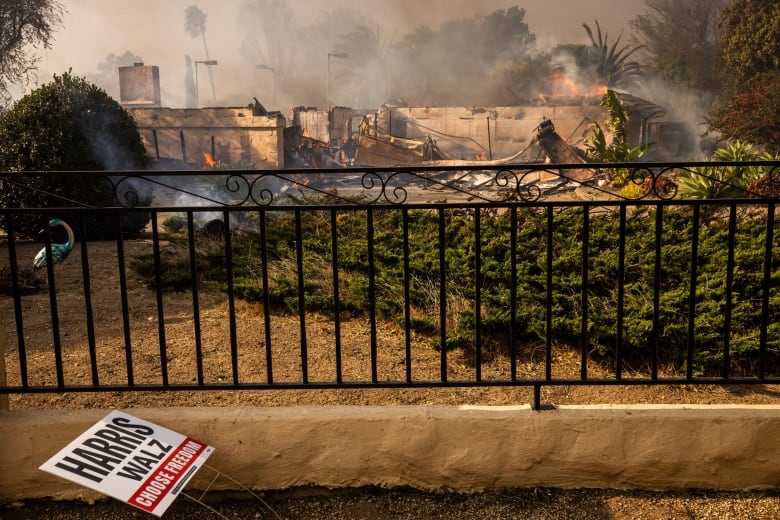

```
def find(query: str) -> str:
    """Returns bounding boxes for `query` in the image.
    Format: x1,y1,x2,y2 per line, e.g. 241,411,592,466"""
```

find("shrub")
132,202,780,376
676,142,779,199
0,72,150,239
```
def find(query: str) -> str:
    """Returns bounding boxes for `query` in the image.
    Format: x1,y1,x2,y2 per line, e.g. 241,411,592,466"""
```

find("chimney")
118,63,161,107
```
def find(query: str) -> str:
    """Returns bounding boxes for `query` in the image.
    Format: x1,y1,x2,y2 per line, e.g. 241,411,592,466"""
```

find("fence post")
0,314,9,410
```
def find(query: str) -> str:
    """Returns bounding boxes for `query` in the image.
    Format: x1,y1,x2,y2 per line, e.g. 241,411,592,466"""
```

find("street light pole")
256,64,275,105
194,60,218,108
327,52,348,106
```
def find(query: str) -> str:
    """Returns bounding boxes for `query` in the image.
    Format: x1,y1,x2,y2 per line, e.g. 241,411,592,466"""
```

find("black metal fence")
1,161,779,409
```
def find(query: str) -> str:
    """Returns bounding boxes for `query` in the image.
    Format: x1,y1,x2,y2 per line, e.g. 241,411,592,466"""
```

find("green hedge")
135,205,780,376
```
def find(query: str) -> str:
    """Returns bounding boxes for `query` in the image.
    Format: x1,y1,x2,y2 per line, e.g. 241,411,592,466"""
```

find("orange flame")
203,152,216,168
550,69,581,97
549,68,608,99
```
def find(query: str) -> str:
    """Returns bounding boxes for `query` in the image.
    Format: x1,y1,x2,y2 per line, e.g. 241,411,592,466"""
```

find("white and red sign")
40,410,214,517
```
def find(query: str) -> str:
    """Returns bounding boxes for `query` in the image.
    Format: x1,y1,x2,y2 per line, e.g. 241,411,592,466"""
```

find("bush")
132,203,780,376
0,72,151,239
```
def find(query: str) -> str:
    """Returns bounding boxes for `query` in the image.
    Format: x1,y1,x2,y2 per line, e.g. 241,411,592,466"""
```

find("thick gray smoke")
43,0,644,109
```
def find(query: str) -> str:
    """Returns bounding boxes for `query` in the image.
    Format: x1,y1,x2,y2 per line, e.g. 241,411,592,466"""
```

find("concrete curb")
2,405,779,502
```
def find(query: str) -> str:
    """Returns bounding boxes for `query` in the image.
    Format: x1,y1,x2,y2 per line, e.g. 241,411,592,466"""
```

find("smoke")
38,0,733,161
633,77,720,159
42,0,644,110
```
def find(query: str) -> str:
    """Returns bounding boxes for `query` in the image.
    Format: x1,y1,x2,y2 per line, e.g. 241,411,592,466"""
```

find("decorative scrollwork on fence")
626,167,678,201
3,161,779,211
112,176,147,208
224,173,253,205
496,168,545,203
359,171,409,205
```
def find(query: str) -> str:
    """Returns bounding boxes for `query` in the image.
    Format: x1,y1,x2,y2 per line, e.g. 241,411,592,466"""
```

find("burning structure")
120,66,286,169
127,104,286,169
119,63,691,173
349,89,678,167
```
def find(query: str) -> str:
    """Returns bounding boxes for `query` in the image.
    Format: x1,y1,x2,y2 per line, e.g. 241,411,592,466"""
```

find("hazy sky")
38,0,646,107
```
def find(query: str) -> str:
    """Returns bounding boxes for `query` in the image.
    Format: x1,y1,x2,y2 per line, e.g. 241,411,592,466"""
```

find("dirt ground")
1,237,779,519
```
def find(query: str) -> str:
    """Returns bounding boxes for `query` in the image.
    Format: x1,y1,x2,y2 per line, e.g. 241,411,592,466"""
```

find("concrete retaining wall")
2,404,779,503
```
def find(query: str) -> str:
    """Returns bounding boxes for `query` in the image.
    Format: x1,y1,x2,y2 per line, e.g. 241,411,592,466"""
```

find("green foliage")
710,1,780,153
585,90,653,184
718,0,780,84
629,0,727,91
708,70,780,153
394,6,536,105
0,72,150,239
581,20,643,89
0,0,63,106
134,202,780,377
677,142,778,198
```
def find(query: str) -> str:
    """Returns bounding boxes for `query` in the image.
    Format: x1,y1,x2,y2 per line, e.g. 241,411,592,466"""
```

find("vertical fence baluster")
723,204,737,379
40,217,65,388
223,210,239,384
581,206,590,381
509,207,518,381
687,205,701,380
151,212,169,386
616,206,626,380
5,216,28,388
402,208,413,383
367,209,378,383
78,216,99,387
546,206,554,381
759,203,775,379
116,216,134,386
294,209,308,384
652,205,663,380
474,208,482,381
186,212,204,385
330,209,343,384
438,207,447,382
259,210,274,384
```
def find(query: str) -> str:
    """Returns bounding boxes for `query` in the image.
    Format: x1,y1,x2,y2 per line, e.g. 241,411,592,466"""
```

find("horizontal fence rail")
1,161,779,409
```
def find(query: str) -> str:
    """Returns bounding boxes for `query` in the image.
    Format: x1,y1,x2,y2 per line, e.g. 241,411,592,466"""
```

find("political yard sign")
40,410,214,517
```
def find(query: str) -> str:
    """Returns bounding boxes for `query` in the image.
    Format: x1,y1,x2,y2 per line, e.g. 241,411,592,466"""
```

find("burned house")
119,64,286,169
119,63,690,172
353,91,685,167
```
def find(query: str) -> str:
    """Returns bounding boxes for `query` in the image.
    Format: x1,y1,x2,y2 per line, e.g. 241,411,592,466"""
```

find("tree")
395,7,536,106
333,23,396,107
86,50,144,99
718,0,780,83
0,73,150,239
585,89,653,179
581,20,643,89
185,5,216,105
709,0,780,152
709,71,780,152
0,0,63,107
630,0,727,91
237,0,295,108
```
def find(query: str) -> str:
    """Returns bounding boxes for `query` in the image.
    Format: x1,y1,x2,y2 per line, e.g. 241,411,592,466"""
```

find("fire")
591,84,609,97
203,152,216,168
550,68,581,97
547,67,608,101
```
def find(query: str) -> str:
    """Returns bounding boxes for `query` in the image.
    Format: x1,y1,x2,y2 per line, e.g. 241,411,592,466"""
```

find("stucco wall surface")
1,404,779,503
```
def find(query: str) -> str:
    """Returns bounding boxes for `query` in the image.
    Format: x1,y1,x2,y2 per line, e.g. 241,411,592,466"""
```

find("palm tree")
185,5,216,104
582,20,643,89
334,23,396,107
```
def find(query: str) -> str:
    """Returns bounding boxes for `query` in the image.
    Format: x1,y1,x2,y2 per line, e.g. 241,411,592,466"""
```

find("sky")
36,0,647,108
